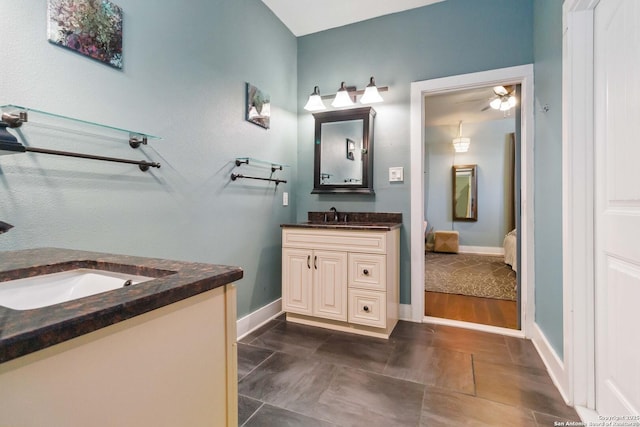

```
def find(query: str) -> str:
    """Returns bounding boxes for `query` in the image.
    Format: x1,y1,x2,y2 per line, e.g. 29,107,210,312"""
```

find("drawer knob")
363,305,370,312
363,269,369,275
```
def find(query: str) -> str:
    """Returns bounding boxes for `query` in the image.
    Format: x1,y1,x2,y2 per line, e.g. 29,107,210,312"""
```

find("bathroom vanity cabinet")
0,248,242,427
281,225,400,338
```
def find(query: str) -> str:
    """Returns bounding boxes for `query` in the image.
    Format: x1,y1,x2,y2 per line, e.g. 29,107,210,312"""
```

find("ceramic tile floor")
237,316,581,426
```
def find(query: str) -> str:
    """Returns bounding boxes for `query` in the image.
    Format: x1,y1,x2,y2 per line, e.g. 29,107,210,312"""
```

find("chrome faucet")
329,207,338,221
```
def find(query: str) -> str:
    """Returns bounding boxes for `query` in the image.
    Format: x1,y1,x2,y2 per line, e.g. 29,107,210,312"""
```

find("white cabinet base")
282,227,400,340
286,311,398,340
0,285,238,427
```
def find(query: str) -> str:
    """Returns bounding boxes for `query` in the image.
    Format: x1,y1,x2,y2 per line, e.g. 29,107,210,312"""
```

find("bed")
504,229,517,273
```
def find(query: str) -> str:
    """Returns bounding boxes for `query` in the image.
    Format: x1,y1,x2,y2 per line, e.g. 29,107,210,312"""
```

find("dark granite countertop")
0,248,243,364
281,222,401,231
281,211,402,231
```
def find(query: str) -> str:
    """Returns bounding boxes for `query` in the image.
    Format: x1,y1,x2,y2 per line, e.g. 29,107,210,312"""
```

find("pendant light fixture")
331,82,355,108
452,120,470,153
303,86,327,112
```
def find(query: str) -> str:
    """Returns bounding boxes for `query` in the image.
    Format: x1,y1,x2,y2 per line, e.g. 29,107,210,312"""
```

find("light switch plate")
283,192,289,206
389,167,404,182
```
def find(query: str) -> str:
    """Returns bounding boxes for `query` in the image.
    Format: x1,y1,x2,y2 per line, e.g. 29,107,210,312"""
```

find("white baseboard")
399,304,413,321
531,322,569,404
574,406,597,423
236,298,282,340
459,245,505,255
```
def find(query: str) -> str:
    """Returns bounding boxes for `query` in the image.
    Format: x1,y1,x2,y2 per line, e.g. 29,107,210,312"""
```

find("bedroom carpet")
425,252,517,301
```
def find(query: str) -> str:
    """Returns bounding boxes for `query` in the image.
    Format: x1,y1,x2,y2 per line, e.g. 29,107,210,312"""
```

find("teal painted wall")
296,0,534,304
1,0,565,352
0,0,298,318
533,0,564,358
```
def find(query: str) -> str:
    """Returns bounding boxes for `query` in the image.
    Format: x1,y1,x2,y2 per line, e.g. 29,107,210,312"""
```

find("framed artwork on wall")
47,0,123,69
246,83,271,129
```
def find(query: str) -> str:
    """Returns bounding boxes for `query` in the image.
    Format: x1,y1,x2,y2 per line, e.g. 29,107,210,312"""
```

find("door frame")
562,0,598,416
409,64,535,338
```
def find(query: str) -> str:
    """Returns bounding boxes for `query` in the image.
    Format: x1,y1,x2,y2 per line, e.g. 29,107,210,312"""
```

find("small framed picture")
246,83,271,129
346,138,356,160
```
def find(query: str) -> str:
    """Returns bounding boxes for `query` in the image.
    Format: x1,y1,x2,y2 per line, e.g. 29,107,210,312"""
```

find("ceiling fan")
482,85,517,111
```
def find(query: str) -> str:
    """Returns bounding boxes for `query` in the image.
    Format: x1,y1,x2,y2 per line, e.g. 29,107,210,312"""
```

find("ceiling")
424,86,513,127
261,0,445,36
259,0,512,126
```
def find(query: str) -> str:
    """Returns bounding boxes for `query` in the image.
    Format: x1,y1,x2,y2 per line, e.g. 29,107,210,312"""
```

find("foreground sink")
0,269,153,310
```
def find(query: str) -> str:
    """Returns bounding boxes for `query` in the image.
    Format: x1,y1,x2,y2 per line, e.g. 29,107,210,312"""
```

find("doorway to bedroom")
409,64,535,337
410,65,535,335
422,85,520,330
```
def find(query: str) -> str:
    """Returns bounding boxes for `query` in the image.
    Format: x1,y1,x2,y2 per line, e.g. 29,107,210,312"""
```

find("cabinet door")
313,250,348,321
282,248,313,315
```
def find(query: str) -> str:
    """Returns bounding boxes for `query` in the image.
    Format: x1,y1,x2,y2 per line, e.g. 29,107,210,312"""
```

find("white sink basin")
0,269,153,310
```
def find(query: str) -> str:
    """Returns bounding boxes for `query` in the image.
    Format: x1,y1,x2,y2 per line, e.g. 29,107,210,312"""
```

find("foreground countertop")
281,211,402,231
0,248,243,364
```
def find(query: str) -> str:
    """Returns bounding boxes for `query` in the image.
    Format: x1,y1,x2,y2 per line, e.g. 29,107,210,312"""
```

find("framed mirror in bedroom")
452,164,477,221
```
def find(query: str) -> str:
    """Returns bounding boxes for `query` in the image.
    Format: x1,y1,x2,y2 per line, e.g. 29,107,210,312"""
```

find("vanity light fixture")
304,77,388,112
331,82,355,108
303,86,326,111
359,77,384,104
452,120,470,153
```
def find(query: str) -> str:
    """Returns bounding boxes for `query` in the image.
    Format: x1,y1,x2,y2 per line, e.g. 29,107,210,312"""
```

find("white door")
594,0,640,415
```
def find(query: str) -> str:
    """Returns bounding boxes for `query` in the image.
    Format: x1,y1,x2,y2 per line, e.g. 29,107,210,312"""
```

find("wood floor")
425,291,518,329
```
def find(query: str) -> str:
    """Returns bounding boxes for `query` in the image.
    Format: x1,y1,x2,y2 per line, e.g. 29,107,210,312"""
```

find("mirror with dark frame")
452,164,478,221
312,107,375,194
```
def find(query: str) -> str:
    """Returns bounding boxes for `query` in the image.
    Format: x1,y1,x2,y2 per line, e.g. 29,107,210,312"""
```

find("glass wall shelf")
0,104,161,172
0,104,161,148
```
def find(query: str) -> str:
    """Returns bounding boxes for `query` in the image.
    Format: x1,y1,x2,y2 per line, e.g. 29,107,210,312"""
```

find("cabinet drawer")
282,228,387,254
348,289,386,328
349,253,386,291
